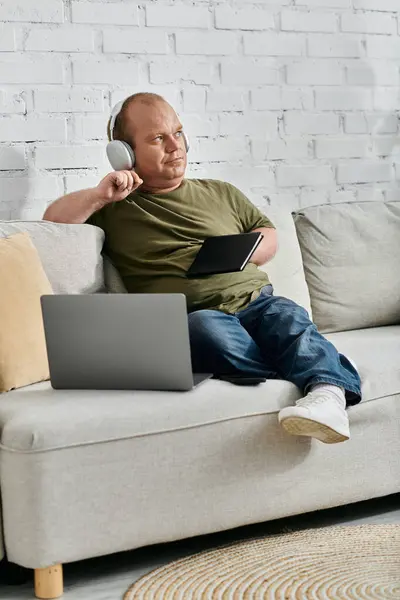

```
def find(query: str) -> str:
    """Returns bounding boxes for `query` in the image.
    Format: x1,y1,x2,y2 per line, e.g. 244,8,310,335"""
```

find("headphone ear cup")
183,133,190,153
106,140,136,171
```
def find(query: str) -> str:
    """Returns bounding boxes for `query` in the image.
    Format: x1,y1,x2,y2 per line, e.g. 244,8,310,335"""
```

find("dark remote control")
213,375,267,386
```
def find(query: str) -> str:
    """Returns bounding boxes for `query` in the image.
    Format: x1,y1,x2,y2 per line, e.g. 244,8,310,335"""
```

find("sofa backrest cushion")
103,255,128,293
258,205,312,317
293,201,400,333
0,221,105,294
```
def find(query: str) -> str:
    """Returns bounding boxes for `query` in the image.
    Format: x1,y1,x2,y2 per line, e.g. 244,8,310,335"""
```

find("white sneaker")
278,389,350,444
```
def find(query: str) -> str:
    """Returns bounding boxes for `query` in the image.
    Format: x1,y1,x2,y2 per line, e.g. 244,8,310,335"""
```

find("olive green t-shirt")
87,178,275,314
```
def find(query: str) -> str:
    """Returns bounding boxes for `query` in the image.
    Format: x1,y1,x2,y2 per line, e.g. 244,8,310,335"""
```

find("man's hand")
95,170,143,205
248,227,278,266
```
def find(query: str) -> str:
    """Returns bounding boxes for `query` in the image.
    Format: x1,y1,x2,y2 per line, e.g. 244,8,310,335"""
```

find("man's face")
125,100,187,189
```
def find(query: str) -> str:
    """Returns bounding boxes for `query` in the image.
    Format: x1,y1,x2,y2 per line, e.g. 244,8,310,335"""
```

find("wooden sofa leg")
34,564,63,599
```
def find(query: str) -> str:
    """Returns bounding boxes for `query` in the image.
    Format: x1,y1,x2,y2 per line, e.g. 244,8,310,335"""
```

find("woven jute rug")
124,524,400,599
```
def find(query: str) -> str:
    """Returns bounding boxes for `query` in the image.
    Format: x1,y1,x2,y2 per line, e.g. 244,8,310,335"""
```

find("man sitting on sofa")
43,92,361,444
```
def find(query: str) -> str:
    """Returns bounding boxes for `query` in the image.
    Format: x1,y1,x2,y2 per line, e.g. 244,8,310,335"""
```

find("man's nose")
165,135,180,152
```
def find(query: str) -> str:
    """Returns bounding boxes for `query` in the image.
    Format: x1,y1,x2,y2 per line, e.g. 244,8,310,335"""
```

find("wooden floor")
1,493,399,600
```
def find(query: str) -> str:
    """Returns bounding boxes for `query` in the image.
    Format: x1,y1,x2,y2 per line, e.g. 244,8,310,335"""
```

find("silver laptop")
40,294,213,391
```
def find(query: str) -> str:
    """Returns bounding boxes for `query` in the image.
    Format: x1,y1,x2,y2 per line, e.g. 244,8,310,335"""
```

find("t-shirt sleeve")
227,183,275,232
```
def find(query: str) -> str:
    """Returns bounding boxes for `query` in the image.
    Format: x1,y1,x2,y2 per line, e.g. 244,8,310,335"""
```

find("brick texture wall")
0,0,399,219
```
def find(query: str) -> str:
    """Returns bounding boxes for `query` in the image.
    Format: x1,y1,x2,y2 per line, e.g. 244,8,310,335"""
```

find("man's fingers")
105,170,143,201
131,170,143,186
114,173,126,189
125,171,134,191
121,174,129,189
115,170,143,191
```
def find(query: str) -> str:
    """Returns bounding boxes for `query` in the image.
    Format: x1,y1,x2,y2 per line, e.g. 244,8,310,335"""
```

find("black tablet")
186,232,263,277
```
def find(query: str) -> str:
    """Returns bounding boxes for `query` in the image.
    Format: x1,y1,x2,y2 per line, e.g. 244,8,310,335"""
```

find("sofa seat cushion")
0,379,302,452
0,221,105,294
0,326,398,452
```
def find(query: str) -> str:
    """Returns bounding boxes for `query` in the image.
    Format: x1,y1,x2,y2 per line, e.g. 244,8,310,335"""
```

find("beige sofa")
0,200,399,599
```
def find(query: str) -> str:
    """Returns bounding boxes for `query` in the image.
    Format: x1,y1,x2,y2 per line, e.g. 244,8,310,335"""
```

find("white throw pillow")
0,221,105,294
293,201,400,333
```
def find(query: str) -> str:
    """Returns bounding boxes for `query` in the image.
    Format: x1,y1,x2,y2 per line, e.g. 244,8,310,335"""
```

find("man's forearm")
43,187,105,224
249,227,278,267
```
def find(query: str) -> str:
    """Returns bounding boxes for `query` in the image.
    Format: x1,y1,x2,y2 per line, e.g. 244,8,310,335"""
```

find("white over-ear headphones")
106,100,190,171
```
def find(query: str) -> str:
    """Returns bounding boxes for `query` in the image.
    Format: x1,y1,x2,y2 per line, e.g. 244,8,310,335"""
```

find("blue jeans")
188,285,361,406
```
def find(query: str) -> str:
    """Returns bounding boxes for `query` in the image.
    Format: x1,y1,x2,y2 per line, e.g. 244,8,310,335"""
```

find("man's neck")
140,179,184,195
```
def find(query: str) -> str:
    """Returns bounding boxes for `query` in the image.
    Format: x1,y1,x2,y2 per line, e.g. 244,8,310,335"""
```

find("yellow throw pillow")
0,232,53,393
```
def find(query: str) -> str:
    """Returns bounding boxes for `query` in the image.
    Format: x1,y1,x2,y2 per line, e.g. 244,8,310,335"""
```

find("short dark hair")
107,92,167,147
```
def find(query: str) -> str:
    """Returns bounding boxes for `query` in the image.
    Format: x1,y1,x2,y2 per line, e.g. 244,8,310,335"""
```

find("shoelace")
296,392,338,408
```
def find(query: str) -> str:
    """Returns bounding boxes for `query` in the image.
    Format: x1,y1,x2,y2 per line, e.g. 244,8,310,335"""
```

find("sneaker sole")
280,416,349,444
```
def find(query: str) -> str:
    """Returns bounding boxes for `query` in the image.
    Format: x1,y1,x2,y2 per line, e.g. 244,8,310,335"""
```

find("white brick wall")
276,164,334,187
0,58,63,84
34,89,104,113
176,31,237,55
0,147,26,170
71,2,138,26
341,12,397,35
284,112,340,135
0,1,63,23
206,90,246,112
72,60,139,85
315,137,370,158
25,27,95,53
353,0,399,11
337,160,393,184
35,145,106,169
221,61,278,85
244,32,306,56
0,0,399,218
281,10,337,33
1,117,67,142
147,5,209,29
150,61,213,85
286,60,343,85
0,24,15,51
103,30,169,54
215,7,274,31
